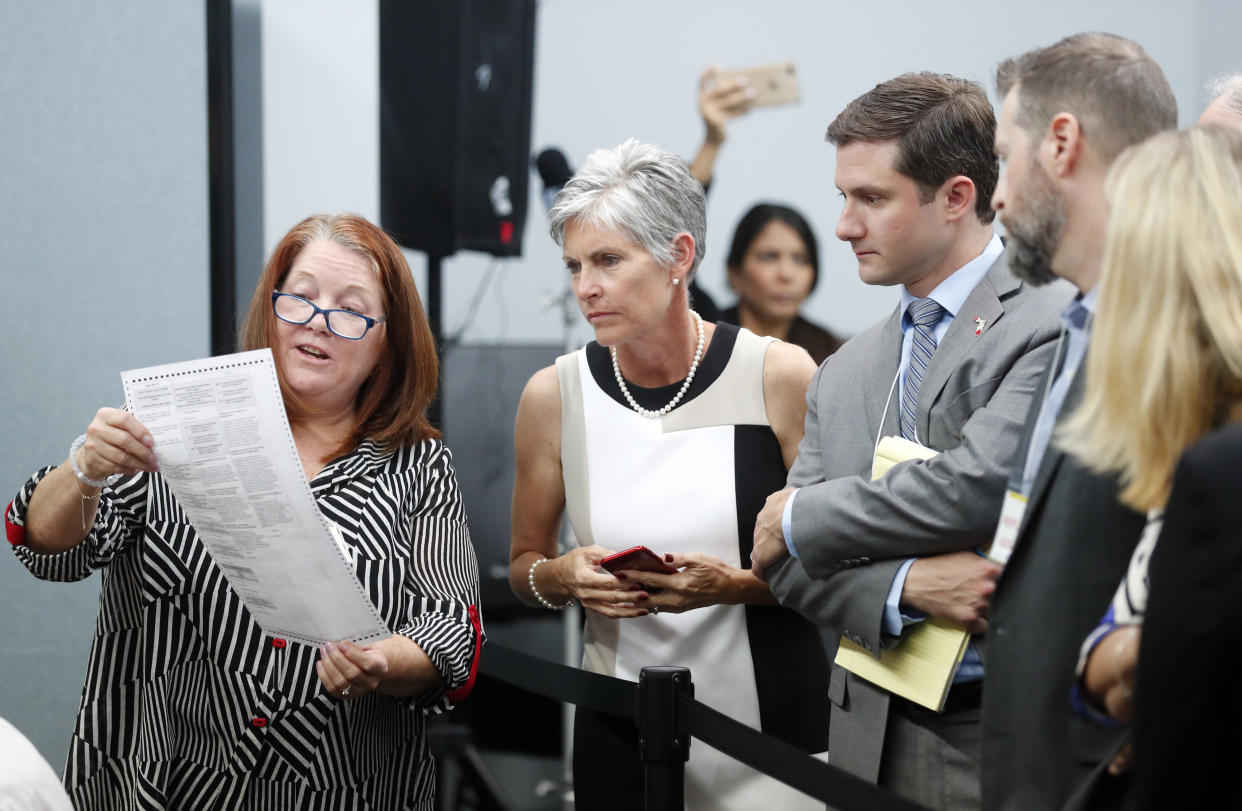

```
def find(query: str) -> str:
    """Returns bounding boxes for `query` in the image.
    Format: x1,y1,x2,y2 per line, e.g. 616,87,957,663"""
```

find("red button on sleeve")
5,501,25,547
272,638,286,649
251,717,268,728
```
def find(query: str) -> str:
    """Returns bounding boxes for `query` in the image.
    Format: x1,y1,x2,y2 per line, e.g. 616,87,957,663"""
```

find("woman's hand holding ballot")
316,636,446,700
25,408,158,554
77,408,159,480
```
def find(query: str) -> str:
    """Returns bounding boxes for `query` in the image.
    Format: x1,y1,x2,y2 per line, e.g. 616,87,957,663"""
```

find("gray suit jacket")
769,251,1074,784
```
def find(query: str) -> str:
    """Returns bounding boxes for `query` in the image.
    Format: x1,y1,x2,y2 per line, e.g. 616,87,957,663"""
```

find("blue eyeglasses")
272,292,386,340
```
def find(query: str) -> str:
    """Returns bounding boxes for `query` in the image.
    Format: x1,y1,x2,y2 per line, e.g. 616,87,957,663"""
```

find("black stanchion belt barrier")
481,643,930,811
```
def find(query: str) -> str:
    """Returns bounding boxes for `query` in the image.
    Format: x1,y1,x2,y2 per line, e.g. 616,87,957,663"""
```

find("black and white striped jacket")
6,438,483,811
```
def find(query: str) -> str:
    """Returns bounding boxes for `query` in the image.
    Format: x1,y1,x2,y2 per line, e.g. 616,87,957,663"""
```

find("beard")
1002,161,1066,287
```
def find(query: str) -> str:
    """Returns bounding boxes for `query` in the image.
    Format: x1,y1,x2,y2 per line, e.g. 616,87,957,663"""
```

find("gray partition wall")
0,2,215,765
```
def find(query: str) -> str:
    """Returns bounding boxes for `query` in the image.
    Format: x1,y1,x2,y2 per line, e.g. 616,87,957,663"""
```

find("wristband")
69,434,122,489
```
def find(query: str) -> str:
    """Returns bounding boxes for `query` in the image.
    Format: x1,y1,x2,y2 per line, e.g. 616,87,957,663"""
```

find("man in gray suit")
750,73,1072,809
981,34,1176,811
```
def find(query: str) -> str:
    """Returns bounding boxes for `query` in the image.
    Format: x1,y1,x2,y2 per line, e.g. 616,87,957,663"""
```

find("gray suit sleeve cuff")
769,555,906,656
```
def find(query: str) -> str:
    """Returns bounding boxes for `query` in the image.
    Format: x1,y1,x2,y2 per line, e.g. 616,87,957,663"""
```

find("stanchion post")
638,666,692,811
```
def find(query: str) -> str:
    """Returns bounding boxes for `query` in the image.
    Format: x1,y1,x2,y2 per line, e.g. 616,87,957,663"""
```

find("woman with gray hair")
508,139,829,809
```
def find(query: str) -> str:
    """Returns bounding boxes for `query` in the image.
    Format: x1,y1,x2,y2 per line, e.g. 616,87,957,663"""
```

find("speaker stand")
429,719,517,811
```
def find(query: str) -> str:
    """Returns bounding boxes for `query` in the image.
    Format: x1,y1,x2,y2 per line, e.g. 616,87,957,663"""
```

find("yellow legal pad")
833,435,971,711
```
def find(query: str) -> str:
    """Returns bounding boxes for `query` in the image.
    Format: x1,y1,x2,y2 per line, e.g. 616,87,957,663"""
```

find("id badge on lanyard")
986,326,1069,565
988,489,1027,564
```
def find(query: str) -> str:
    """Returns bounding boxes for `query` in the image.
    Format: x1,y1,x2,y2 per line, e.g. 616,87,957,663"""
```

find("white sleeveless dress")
557,323,828,810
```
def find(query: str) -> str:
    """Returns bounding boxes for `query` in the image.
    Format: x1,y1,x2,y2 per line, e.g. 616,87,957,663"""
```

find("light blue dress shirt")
1018,288,1096,496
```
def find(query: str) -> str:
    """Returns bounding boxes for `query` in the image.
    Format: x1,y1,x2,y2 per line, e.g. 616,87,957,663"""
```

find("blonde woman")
1055,126,1242,796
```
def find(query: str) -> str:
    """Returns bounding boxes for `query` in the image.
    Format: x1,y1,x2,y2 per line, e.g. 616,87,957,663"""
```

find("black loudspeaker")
379,0,536,258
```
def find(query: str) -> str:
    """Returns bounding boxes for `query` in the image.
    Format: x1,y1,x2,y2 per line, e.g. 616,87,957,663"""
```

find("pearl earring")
672,277,680,286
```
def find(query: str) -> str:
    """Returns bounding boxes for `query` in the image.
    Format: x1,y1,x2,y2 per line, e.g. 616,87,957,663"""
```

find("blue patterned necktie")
900,297,945,442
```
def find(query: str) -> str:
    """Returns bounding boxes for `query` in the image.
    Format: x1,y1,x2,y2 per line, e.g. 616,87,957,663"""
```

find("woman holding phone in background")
508,140,828,810
720,203,843,365
690,66,843,365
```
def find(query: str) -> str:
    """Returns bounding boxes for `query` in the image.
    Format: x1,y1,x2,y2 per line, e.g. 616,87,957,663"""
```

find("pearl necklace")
611,310,705,418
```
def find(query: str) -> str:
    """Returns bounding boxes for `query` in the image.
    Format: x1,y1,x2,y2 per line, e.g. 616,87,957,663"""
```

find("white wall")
0,0,211,764
258,0,1214,349
262,1,379,236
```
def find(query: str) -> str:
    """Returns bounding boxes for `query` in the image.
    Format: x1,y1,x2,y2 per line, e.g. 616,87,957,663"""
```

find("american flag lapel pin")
974,317,987,336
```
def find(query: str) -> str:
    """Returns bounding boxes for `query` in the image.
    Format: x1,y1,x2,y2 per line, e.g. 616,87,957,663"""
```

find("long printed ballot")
121,349,389,646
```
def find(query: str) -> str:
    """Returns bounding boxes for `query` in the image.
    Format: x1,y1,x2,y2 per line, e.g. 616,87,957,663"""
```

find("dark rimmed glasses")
272,292,386,340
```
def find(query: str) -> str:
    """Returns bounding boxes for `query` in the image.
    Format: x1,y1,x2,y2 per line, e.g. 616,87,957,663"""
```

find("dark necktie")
900,297,945,442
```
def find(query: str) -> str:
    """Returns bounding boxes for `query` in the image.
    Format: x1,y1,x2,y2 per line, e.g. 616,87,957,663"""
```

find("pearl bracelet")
69,434,121,489
528,557,573,610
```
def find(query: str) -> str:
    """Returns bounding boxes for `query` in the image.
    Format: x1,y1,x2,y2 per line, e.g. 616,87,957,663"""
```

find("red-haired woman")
6,213,483,810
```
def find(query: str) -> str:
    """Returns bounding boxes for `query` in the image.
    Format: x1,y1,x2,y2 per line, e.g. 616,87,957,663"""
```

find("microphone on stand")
534,147,573,212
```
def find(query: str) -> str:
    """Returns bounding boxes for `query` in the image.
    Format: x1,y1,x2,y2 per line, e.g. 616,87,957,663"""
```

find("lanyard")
874,365,906,455
1019,320,1078,494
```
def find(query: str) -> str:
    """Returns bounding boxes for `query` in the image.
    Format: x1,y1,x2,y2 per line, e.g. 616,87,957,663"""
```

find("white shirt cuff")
782,488,799,558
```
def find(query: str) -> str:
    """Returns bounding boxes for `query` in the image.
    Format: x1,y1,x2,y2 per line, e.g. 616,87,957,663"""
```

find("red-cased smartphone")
599,546,676,574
